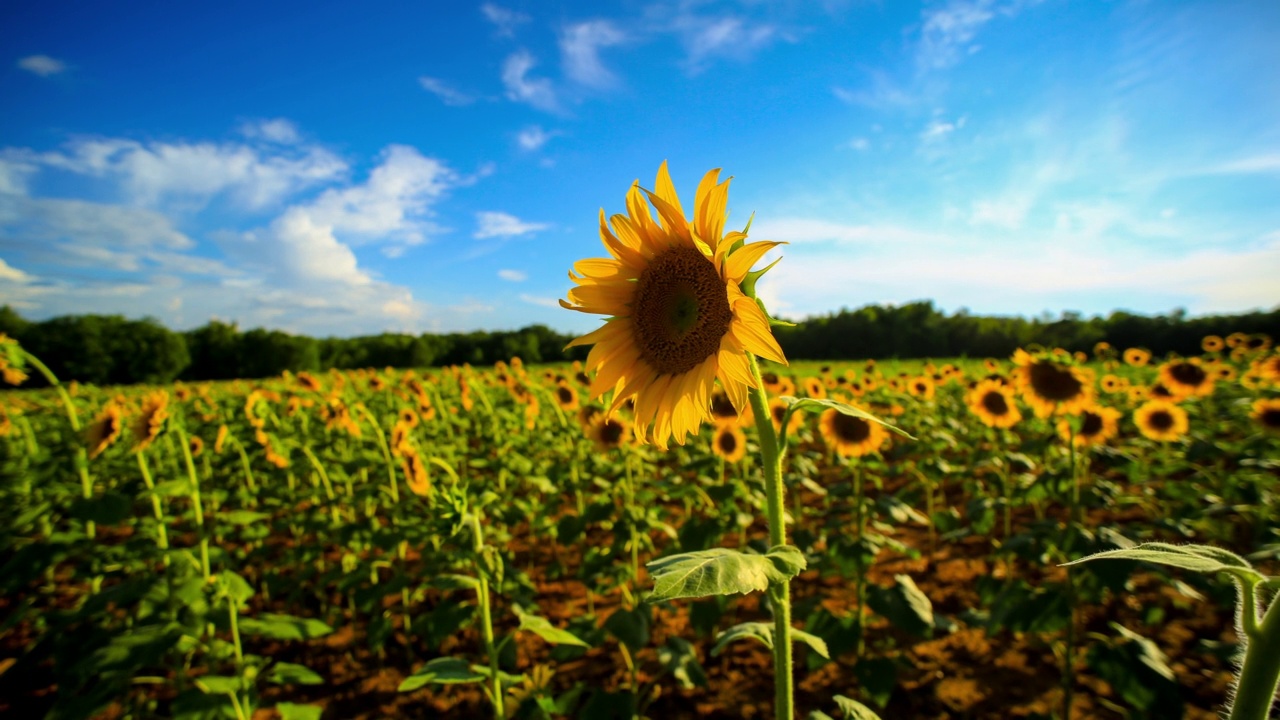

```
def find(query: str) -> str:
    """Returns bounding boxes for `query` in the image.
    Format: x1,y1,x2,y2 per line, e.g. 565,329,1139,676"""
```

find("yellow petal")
724,241,785,283
642,188,691,244
654,160,686,228
731,297,787,365
694,170,729,252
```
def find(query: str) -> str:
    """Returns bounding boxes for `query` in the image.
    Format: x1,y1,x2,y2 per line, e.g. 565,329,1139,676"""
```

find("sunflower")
908,375,936,400
1252,354,1280,384
0,334,27,386
711,424,747,463
1123,348,1151,367
553,382,580,412
86,402,124,459
966,379,1021,429
1226,332,1248,349
1011,349,1094,417
1147,381,1186,401
1157,358,1215,398
188,435,205,458
587,414,631,452
1100,374,1126,394
803,376,827,399
1092,341,1113,359
215,424,229,454
401,445,431,497
578,404,603,428
983,358,1001,373
761,371,783,394
296,371,323,392
1058,405,1120,448
769,397,804,436
819,408,886,458
1247,334,1272,353
1251,398,1280,435
1201,335,1224,353
561,162,788,449
1215,365,1238,382
1134,400,1189,442
132,391,170,451
709,388,752,426
399,407,420,428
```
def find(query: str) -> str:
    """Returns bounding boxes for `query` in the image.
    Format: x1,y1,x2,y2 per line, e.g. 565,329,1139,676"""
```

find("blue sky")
1,0,1277,337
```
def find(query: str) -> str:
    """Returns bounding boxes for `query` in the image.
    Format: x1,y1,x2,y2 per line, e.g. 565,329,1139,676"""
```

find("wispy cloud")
498,269,527,282
920,116,965,142
481,3,529,38
17,54,67,77
916,0,995,70
519,293,560,308
672,14,779,72
418,76,477,106
516,125,557,151
1199,154,1280,176
501,51,560,113
560,20,625,88
0,258,34,284
474,211,549,239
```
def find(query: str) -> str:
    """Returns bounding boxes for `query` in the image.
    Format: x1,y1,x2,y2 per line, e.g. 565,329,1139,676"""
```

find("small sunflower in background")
1100,374,1127,394
907,375,936,400
85,402,125,459
1215,365,1238,382
768,397,804,436
1201,335,1225,353
1146,381,1186,401
132,391,170,451
1134,400,1189,442
711,424,747,463
560,161,788,449
1226,332,1248,349
803,376,827,399
1250,398,1280,435
1247,334,1272,353
966,379,1021,429
983,358,1002,373
1092,341,1113,360
1251,354,1280,384
1012,348,1094,417
553,382,580,412
587,414,631,452
1123,348,1151,367
819,408,887,458
709,388,752,426
1059,405,1121,448
1158,358,1215,398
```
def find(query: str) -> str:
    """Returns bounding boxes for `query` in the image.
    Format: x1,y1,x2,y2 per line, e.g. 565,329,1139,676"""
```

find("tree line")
0,301,1276,387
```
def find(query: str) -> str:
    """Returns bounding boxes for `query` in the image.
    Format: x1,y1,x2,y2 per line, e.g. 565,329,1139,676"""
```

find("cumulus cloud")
17,55,66,77
560,20,625,88
474,211,550,239
0,258,33,284
498,269,528,282
481,3,529,38
419,76,477,106
502,51,560,113
239,118,301,144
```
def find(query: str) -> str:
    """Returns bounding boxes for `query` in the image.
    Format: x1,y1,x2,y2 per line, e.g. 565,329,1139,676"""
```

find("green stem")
136,451,171,565
854,462,866,659
22,351,95,540
175,426,211,581
471,514,505,719
746,354,793,720
1229,588,1280,720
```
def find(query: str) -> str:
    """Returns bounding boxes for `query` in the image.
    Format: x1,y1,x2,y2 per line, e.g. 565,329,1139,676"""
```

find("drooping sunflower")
401,445,431,497
561,162,788,449
132,391,170,451
1201,335,1224,353
85,402,125,459
1011,349,1094,417
966,379,1021,429
1133,400,1189,442
819,408,887,458
711,424,747,463
1251,398,1280,435
1158,358,1215,398
1123,348,1151,367
1058,405,1121,448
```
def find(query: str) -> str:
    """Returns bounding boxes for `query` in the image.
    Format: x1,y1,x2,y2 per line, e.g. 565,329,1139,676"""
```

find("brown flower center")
1260,408,1280,429
1168,362,1207,388
1148,410,1174,431
599,419,625,446
710,391,737,420
557,386,574,404
981,390,1010,416
1028,361,1083,402
1080,410,1103,437
832,413,871,443
717,429,739,455
631,244,732,376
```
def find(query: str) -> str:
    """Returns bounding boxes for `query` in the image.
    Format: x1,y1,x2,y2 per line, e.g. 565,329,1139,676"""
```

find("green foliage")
646,545,806,601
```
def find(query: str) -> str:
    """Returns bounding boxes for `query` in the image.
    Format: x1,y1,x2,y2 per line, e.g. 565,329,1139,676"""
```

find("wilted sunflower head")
819,408,886,458
560,162,788,449
1133,400,1189,442
132,391,170,451
966,379,1021,429
1251,398,1280,435
1011,349,1094,417
711,424,747,463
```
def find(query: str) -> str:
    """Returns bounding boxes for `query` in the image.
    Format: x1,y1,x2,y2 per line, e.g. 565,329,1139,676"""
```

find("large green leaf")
398,657,487,692
866,575,933,638
275,703,324,720
647,546,805,601
516,607,590,647
780,397,914,439
237,613,333,641
833,695,883,720
711,621,830,659
1064,542,1265,585
267,662,324,686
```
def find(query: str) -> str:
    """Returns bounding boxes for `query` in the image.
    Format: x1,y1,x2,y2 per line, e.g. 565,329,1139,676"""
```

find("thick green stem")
746,354,793,720
471,515,505,719
1229,589,1280,720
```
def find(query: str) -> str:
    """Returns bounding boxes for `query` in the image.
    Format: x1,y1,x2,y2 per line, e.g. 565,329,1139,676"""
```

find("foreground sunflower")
1158,358,1215,398
561,162,788,448
819,407,887,457
1011,348,1095,417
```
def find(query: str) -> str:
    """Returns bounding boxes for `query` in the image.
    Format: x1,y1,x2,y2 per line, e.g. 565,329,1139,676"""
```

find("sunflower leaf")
647,546,805,601
711,621,830,659
781,397,915,440
833,695,884,720
515,606,590,647
1063,542,1265,585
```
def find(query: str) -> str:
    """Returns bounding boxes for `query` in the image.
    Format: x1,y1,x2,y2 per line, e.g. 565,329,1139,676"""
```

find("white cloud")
0,154,37,195
418,76,476,106
519,293,560,308
970,195,1032,230
672,14,779,71
847,137,870,151
916,0,995,70
0,258,32,284
498,269,528,282
17,55,66,77
38,135,347,209
920,116,966,142
751,217,943,245
502,51,560,113
1200,154,1280,175
560,20,625,88
239,118,301,144
481,3,529,38
0,195,195,250
516,125,556,151
474,211,550,239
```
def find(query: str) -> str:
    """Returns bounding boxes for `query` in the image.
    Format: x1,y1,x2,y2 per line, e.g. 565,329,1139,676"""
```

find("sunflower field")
1,328,1279,719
